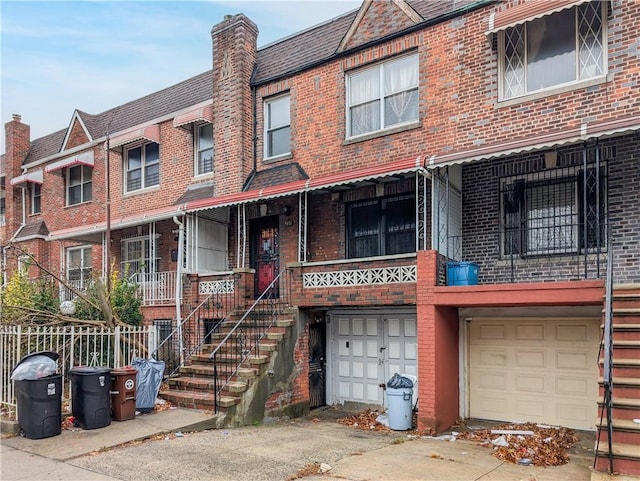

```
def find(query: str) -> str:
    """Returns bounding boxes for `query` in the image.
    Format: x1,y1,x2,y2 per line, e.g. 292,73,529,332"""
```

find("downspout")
173,215,185,365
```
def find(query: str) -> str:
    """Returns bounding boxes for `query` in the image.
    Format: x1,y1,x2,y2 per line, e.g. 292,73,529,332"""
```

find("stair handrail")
594,221,614,473
150,271,237,376
208,268,289,409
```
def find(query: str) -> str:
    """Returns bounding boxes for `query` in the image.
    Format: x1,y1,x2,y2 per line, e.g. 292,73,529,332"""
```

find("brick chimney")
3,114,31,235
211,14,258,195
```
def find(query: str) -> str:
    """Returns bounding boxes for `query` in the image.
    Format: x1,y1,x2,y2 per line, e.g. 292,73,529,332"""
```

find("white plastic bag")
11,355,57,381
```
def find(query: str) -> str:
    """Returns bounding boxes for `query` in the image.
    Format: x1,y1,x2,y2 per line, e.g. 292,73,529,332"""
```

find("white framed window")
264,94,291,159
67,165,92,205
125,142,159,192
121,235,160,274
67,245,92,286
195,123,213,176
31,183,41,214
346,53,419,138
499,2,605,100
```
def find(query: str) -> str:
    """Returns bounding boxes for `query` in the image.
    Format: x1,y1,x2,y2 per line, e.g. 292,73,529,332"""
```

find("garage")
328,310,417,406
468,317,600,430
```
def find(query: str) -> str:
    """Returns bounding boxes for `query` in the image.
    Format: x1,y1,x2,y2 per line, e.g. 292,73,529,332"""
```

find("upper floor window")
67,165,92,205
500,166,607,257
0,177,5,225
195,123,213,176
264,94,290,159
31,183,41,214
346,194,416,258
125,143,159,192
347,54,419,138
500,3,605,100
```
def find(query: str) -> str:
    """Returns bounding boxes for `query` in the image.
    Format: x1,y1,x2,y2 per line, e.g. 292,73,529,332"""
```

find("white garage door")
330,311,417,406
469,318,599,430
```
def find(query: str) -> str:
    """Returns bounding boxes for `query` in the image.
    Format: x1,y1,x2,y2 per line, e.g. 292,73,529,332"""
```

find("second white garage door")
469,318,599,430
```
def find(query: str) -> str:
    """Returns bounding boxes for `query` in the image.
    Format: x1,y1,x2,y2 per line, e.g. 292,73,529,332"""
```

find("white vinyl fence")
0,324,157,413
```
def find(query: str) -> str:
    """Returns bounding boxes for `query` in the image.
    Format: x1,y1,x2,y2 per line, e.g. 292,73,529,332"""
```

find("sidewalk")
1,407,596,481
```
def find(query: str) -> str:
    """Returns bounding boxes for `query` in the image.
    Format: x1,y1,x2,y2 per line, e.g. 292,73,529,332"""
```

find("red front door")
252,217,279,297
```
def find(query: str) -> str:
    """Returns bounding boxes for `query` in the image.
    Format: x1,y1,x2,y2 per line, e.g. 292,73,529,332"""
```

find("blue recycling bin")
447,262,479,286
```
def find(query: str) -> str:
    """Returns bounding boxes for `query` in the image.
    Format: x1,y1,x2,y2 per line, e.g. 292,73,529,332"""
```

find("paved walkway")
1,407,596,481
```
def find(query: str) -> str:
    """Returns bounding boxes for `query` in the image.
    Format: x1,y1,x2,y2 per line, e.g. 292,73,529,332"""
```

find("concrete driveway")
2,407,594,481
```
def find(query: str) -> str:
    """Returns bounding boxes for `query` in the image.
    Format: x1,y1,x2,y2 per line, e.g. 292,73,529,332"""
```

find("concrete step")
159,389,216,410
594,443,640,476
167,376,215,392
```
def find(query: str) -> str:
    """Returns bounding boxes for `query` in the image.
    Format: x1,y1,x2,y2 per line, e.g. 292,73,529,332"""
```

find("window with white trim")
195,123,213,176
31,183,41,214
67,245,92,286
347,53,419,138
121,235,160,274
264,94,290,159
125,142,159,192
499,3,605,100
67,165,92,205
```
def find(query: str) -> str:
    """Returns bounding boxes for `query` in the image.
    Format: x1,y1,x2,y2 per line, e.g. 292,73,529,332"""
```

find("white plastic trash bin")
387,387,413,430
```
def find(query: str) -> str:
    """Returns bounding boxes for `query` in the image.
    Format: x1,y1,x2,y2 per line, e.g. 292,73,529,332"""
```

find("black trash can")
69,366,112,430
11,351,62,439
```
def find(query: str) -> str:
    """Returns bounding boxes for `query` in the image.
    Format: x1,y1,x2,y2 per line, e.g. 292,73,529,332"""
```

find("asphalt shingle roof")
244,163,308,191
21,0,481,165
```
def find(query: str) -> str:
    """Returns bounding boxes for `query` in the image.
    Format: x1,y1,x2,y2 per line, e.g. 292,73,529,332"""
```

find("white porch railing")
59,279,91,302
133,271,177,305
0,324,156,413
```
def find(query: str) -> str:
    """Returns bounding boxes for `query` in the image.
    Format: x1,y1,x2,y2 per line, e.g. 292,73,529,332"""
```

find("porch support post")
417,171,427,251
237,204,246,269
298,191,307,263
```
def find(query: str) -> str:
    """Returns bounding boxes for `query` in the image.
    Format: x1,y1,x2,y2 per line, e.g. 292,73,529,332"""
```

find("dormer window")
499,2,605,100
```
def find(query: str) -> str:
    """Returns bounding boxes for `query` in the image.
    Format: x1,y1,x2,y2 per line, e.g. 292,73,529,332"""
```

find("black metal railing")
151,272,240,377
594,221,614,473
209,268,291,413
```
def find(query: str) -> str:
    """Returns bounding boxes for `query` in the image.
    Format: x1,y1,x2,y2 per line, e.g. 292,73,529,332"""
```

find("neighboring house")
2,0,639,476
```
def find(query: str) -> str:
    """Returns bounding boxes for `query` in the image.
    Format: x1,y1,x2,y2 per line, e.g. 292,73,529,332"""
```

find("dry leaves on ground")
338,409,392,432
286,463,324,480
457,422,578,466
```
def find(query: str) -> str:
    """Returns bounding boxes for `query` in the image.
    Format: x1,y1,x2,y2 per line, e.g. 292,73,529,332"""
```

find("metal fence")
0,324,156,413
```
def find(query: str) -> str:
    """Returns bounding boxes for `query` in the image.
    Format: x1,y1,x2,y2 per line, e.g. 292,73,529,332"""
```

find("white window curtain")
349,68,380,136
383,55,418,126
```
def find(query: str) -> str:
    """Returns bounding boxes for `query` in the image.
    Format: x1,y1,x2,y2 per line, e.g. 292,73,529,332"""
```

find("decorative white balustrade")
199,278,235,295
303,265,417,288
133,271,177,305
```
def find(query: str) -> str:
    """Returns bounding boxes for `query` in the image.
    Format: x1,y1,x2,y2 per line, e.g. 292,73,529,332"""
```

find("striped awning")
109,125,160,149
45,151,94,173
10,170,43,186
173,105,213,128
187,155,426,213
486,0,594,34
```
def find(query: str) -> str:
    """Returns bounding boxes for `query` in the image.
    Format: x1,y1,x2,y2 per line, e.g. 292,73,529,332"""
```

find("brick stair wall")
159,308,296,425
594,285,640,477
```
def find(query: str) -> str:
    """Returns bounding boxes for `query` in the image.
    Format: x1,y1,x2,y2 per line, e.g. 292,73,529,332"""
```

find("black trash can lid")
11,351,59,376
69,366,112,375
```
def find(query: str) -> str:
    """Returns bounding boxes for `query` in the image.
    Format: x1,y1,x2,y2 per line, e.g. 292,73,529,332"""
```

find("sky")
0,0,361,153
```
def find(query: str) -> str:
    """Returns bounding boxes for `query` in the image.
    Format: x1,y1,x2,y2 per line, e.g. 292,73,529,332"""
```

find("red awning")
109,125,160,149
45,151,95,173
10,170,43,186
187,156,425,212
173,105,213,128
486,0,593,34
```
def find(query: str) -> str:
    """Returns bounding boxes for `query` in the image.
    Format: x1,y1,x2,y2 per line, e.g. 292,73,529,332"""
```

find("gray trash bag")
131,357,165,413
387,373,414,389
11,354,58,381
